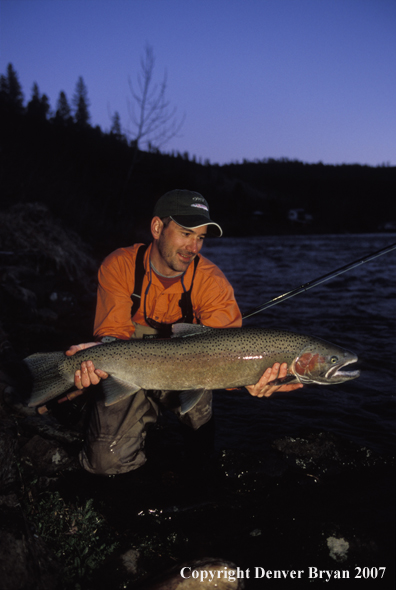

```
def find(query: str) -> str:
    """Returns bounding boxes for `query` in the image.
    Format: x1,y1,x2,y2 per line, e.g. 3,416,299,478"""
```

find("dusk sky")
1,0,395,166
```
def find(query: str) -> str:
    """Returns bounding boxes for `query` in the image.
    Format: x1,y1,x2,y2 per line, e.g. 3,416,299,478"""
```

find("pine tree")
72,76,90,127
54,90,72,124
27,82,50,119
0,63,24,112
0,75,8,104
110,111,123,138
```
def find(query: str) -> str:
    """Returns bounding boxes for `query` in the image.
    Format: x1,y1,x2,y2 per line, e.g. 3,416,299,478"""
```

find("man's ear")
151,216,163,239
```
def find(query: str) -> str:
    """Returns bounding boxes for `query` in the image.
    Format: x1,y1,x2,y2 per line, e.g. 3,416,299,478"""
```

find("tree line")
1,45,184,151
1,63,92,128
1,62,395,255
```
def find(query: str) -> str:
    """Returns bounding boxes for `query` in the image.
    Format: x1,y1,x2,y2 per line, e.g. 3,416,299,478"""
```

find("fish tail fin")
24,351,72,407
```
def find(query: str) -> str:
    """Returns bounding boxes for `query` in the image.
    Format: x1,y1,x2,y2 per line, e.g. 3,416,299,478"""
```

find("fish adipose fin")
179,389,207,414
25,351,73,407
102,376,141,406
268,374,299,386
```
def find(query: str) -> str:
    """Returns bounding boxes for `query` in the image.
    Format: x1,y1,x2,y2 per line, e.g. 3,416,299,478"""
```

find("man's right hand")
65,342,109,389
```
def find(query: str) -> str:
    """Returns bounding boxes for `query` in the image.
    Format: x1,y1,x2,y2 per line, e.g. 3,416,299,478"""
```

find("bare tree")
127,44,185,151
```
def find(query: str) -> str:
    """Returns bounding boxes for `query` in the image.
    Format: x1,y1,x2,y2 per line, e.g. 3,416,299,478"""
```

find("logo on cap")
191,203,209,211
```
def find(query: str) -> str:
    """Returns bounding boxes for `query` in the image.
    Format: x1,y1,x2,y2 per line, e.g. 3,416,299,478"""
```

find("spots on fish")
68,328,331,371
26,325,359,409
70,328,312,374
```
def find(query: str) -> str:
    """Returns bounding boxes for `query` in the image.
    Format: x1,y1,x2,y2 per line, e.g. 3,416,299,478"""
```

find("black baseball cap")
153,189,223,237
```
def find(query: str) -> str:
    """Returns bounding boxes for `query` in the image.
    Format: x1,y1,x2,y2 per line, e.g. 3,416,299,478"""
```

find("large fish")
24,324,359,411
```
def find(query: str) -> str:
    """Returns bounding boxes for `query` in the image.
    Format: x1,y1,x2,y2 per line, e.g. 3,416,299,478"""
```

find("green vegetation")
23,487,119,588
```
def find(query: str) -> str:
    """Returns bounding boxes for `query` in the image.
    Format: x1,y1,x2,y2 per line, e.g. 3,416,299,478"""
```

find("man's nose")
188,238,200,254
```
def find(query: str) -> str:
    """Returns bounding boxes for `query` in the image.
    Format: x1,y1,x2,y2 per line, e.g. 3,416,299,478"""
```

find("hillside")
1,100,395,259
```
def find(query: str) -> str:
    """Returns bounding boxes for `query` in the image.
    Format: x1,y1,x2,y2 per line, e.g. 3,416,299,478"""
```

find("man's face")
153,219,207,275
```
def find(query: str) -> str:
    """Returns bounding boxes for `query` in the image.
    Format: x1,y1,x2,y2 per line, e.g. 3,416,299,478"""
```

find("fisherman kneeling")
66,190,302,475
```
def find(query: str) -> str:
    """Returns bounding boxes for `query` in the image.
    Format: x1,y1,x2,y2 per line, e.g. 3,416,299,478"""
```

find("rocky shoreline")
0,376,394,589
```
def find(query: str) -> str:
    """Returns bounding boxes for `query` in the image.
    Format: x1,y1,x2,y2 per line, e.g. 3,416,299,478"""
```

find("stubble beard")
157,234,195,274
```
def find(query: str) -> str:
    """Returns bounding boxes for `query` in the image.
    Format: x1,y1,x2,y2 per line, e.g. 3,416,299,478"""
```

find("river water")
202,233,396,457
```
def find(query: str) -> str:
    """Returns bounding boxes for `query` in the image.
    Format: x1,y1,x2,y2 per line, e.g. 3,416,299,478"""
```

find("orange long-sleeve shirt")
94,243,242,340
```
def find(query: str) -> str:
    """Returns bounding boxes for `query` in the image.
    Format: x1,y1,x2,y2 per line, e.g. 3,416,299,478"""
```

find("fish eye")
330,356,339,364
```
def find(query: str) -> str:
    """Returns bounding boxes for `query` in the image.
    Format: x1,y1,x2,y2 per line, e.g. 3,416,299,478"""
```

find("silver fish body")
25,325,359,408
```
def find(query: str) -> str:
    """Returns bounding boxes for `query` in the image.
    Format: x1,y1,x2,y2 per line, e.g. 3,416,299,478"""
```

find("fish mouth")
325,356,360,382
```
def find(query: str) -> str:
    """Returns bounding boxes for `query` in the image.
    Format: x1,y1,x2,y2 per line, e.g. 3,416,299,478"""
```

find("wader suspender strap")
178,255,200,324
130,244,200,323
130,244,149,319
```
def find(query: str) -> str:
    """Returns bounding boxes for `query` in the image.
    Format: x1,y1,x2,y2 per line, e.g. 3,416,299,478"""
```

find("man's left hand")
245,362,303,398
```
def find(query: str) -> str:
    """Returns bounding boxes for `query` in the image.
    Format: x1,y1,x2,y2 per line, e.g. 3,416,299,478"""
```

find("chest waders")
79,245,213,475
130,243,200,338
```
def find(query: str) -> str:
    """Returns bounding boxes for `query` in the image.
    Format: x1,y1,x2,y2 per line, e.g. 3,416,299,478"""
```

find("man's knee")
81,390,158,475
79,436,147,475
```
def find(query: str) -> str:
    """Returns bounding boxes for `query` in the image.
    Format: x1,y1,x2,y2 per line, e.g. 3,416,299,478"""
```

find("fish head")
292,340,360,385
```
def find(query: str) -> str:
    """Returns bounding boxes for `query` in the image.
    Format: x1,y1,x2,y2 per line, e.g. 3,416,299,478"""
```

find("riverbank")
0,377,394,589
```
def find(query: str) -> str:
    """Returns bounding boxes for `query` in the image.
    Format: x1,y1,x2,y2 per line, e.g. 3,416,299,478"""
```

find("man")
67,190,302,475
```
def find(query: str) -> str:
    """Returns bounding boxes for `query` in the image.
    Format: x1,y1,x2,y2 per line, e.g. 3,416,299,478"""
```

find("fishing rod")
242,241,396,320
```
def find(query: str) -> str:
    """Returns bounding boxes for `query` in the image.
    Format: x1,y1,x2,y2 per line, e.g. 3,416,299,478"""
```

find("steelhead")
25,324,360,410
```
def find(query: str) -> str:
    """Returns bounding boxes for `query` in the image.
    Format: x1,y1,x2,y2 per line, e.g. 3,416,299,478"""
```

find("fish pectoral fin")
268,374,299,386
102,376,141,406
179,389,207,414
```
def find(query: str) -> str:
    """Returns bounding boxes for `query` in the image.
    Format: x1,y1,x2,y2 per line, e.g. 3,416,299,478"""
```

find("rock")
20,434,72,475
19,434,74,475
120,548,141,575
137,558,245,589
326,535,350,563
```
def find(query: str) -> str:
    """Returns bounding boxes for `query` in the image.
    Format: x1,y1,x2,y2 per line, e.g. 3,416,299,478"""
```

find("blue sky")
1,0,395,166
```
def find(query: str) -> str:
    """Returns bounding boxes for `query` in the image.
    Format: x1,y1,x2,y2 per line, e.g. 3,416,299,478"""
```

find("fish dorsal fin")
102,376,141,406
171,323,214,338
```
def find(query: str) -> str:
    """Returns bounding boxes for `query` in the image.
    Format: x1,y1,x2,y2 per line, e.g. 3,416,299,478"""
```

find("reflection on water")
202,234,396,456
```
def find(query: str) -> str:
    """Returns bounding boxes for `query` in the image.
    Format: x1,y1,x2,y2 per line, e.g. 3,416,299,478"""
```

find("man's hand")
245,362,303,398
65,342,109,390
